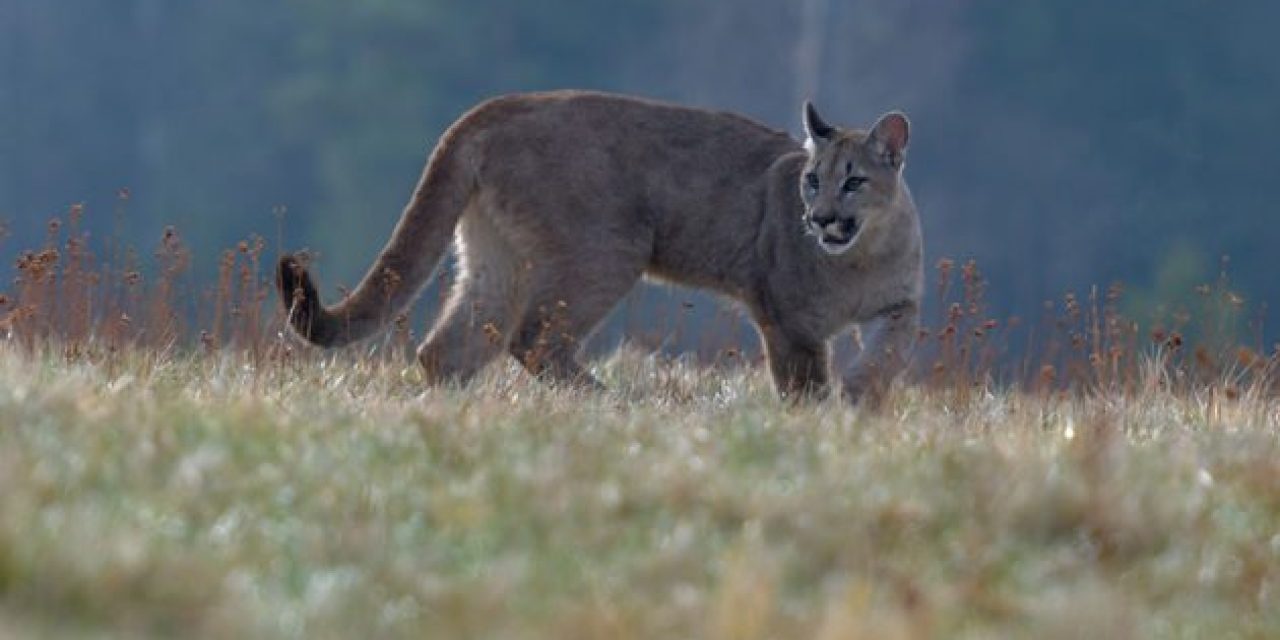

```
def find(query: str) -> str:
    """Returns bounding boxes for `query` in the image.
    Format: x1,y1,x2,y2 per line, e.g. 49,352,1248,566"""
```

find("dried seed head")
1237,347,1260,368
380,267,402,293
482,322,502,344
1194,347,1214,370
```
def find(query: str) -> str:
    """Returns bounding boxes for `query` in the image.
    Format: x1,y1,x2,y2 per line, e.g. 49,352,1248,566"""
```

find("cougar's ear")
869,111,910,169
803,101,835,151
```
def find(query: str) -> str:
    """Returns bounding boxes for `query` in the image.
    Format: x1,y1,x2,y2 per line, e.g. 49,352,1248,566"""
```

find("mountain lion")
277,91,922,403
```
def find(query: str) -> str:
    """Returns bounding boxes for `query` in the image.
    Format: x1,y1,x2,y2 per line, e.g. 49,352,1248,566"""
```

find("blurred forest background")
3,1,1278,350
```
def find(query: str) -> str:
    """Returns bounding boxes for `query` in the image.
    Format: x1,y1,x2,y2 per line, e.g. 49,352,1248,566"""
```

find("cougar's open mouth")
815,218,859,255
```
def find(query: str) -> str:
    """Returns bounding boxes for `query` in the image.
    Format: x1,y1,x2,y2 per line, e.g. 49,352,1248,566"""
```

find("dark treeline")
3,1,1279,350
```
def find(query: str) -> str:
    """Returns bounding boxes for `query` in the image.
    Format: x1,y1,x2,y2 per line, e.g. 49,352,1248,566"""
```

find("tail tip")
277,253,321,340
277,254,308,299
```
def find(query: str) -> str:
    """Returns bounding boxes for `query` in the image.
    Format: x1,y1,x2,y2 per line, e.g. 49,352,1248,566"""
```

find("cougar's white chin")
818,235,857,255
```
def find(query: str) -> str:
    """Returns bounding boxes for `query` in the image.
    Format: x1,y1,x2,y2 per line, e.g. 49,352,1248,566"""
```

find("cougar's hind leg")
416,215,527,386
509,259,644,390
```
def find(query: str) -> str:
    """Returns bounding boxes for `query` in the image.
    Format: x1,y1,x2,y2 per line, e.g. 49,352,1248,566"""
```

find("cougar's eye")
804,173,819,193
842,176,867,193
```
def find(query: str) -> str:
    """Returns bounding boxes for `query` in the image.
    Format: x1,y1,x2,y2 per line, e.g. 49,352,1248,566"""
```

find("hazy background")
3,1,1278,350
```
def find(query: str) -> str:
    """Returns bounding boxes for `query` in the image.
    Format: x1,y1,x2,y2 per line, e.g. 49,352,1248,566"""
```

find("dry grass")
1,209,1278,637
1,345,1279,638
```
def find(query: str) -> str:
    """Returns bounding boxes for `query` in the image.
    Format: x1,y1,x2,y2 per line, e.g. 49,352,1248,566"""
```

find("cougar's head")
799,102,910,256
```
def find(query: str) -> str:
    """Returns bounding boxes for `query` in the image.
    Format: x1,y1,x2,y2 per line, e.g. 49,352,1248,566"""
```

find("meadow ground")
1,221,1277,637
2,343,1278,639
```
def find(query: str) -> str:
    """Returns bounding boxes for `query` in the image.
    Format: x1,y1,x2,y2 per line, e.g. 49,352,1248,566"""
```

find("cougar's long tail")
277,135,473,348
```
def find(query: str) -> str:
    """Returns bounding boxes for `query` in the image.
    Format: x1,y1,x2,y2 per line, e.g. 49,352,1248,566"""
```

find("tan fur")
277,91,922,402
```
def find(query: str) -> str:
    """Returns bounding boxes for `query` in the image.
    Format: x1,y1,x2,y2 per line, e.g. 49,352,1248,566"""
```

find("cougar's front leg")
762,329,831,401
842,302,918,407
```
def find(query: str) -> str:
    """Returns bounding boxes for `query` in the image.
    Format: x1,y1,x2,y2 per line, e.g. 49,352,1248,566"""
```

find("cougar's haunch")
278,91,923,403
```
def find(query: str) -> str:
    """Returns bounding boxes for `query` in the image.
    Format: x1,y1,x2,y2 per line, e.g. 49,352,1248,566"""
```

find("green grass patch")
1,345,1278,638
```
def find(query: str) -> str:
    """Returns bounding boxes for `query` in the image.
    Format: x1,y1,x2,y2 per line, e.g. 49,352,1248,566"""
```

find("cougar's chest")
807,264,906,334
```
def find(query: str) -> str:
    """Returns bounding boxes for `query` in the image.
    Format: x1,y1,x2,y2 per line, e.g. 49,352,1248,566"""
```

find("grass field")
1,222,1278,637
2,342,1278,639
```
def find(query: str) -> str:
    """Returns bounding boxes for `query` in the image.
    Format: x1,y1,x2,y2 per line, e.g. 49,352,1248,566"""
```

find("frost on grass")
1,343,1279,639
